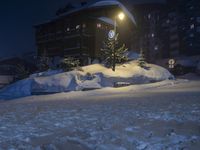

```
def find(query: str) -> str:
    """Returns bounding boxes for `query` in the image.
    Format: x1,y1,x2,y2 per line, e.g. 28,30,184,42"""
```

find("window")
154,45,158,50
97,23,101,28
166,19,170,24
190,24,195,29
76,25,80,30
148,14,151,19
67,27,70,32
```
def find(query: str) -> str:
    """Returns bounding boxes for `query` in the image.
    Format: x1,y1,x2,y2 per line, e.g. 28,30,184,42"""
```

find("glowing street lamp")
118,12,125,21
114,12,125,35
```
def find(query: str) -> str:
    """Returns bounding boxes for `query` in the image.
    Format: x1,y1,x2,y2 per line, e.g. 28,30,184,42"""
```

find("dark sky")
0,0,71,58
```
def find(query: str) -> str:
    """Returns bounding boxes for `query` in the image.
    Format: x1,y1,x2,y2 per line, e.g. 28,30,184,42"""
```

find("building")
35,0,200,65
159,0,181,59
159,0,200,59
35,0,136,65
129,1,166,61
180,0,200,56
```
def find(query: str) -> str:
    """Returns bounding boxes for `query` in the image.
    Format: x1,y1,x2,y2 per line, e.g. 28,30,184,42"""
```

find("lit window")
76,25,80,29
166,19,170,24
148,14,151,19
97,23,101,28
190,24,194,29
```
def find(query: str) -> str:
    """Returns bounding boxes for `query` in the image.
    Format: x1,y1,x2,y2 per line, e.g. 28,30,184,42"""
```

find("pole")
113,17,117,72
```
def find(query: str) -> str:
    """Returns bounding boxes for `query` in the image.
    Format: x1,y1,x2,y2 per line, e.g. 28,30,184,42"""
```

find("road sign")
168,59,175,65
108,30,115,39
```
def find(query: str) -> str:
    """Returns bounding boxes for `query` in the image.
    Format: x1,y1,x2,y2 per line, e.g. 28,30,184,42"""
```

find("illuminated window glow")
97,23,101,28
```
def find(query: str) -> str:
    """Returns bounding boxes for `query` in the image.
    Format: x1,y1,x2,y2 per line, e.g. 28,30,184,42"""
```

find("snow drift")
0,61,174,100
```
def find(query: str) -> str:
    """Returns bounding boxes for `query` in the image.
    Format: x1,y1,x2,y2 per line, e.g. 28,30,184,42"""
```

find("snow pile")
125,51,139,60
31,72,77,93
0,61,174,100
0,79,33,100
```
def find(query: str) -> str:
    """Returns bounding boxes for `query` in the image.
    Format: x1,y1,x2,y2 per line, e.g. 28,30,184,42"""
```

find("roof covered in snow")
125,0,166,4
98,17,116,26
35,0,137,26
58,0,137,25
35,0,167,27
89,0,136,25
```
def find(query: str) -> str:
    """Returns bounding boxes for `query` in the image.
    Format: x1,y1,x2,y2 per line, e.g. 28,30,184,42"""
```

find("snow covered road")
0,79,200,150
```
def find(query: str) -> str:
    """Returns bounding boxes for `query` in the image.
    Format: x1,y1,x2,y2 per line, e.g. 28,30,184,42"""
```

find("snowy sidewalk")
0,80,200,150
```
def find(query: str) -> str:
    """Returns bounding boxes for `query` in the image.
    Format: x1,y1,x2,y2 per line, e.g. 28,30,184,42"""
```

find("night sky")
0,0,73,58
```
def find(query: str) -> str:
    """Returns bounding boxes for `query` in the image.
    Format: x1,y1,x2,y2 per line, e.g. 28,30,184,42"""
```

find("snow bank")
0,78,33,100
0,61,174,100
125,51,139,60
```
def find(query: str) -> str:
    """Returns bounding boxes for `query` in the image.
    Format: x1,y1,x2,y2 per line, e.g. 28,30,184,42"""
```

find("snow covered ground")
0,61,173,100
0,78,200,150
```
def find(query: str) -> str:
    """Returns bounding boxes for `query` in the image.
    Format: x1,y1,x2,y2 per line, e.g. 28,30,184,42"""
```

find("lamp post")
112,12,125,71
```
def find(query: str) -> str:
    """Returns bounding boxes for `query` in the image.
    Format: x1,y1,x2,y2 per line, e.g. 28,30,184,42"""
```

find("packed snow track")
0,79,200,150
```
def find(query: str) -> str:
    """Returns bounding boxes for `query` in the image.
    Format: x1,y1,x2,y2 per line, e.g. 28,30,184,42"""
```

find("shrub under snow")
0,61,174,100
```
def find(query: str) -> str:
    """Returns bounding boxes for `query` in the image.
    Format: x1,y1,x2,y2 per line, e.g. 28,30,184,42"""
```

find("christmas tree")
101,33,128,71
138,48,147,68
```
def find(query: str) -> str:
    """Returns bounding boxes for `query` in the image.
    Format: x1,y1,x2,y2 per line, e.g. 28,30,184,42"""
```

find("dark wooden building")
35,0,200,66
35,1,136,65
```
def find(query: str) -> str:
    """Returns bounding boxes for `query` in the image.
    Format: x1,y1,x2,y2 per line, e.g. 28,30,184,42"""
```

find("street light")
114,12,125,36
118,12,125,21
112,12,125,71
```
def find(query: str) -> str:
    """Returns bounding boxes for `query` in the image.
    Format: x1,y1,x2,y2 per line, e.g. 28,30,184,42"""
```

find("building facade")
180,0,200,56
35,1,135,65
35,0,200,65
158,0,200,59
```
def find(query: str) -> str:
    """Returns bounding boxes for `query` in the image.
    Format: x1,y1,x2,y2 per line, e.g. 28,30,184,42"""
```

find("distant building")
159,0,200,59
0,57,37,77
159,0,181,58
129,1,166,61
179,0,200,56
